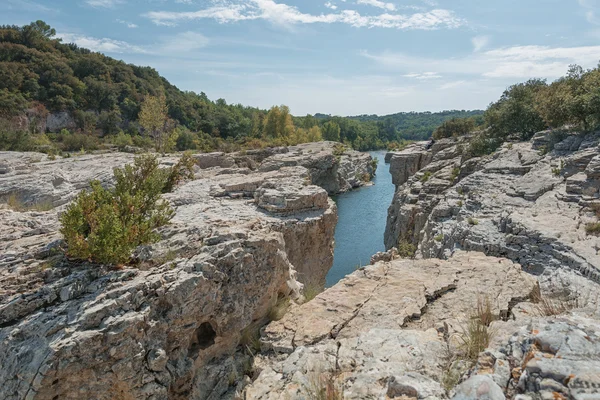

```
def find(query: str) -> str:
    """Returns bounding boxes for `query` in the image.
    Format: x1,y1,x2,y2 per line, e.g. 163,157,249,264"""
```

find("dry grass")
586,222,600,235
305,367,343,400
268,295,290,321
239,325,261,356
4,193,54,212
531,287,579,317
303,282,324,303
457,296,495,361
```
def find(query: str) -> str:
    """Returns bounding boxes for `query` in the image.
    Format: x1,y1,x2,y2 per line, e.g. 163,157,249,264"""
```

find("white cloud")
58,33,147,53
117,19,138,28
471,35,489,52
2,0,54,13
362,44,600,80
143,0,464,30
57,31,209,54
325,2,337,10
579,0,600,24
439,80,466,90
162,31,210,52
86,0,124,8
356,0,396,12
403,72,441,80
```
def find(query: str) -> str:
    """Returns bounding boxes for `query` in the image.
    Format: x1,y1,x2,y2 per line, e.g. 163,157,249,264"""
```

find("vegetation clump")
60,154,194,264
420,171,432,183
432,117,477,140
585,204,600,236
397,240,416,258
457,297,495,361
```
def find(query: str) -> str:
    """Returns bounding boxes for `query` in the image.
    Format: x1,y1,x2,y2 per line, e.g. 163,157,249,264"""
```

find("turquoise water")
325,151,395,287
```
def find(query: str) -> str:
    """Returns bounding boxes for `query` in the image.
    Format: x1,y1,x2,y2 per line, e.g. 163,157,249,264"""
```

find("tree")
139,93,176,152
432,117,475,139
485,79,548,140
536,65,600,131
322,121,341,142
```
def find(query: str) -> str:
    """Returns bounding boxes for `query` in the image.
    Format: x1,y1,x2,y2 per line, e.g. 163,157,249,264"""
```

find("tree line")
0,21,486,154
432,64,600,156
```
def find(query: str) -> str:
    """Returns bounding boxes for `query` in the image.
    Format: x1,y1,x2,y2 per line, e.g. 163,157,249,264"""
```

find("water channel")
325,150,395,287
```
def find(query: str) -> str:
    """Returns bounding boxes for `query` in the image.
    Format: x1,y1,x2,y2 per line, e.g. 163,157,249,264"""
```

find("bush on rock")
60,154,194,264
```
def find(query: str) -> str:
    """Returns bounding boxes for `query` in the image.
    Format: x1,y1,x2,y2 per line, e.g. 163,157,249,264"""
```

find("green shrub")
432,117,475,140
60,131,100,152
60,154,194,264
132,134,155,149
111,131,133,150
434,234,444,242
467,133,502,157
163,151,196,193
420,171,432,183
397,240,416,258
467,217,479,226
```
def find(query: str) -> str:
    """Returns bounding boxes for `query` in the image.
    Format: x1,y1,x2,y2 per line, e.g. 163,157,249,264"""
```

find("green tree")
432,118,476,139
322,121,341,142
139,93,176,152
485,79,548,140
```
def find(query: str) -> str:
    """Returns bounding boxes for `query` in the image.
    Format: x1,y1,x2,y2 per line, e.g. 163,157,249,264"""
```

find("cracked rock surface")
0,142,373,400
244,251,538,399
385,131,600,296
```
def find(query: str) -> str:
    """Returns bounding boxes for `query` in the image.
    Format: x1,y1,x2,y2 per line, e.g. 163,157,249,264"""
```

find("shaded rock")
452,375,505,400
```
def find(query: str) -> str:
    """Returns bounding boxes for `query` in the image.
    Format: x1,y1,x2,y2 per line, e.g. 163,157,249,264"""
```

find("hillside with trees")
0,21,486,154
433,65,600,157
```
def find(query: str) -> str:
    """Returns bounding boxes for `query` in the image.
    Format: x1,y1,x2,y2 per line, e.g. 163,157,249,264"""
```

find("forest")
0,21,483,154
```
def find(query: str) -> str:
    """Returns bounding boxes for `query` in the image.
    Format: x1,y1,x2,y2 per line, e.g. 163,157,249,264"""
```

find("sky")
2,0,600,116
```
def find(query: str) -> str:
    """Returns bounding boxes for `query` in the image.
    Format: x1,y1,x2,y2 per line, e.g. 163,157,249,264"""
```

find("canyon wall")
0,142,373,400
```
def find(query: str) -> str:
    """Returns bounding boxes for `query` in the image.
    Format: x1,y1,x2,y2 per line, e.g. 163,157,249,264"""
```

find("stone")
385,131,600,288
452,375,506,400
245,251,537,399
0,143,373,400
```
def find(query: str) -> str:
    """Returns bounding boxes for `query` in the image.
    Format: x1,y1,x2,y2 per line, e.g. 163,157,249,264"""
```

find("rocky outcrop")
456,310,600,400
244,251,539,399
385,132,600,293
0,142,374,400
45,112,77,132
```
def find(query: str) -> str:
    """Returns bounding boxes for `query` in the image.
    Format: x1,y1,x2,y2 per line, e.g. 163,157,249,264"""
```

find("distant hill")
0,20,484,152
314,110,485,141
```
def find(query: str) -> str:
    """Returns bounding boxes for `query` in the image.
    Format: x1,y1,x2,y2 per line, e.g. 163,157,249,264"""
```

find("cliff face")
244,251,539,399
385,132,600,294
242,131,600,400
0,142,373,400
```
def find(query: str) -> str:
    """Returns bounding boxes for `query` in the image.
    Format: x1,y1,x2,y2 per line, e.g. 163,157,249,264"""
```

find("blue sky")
2,0,600,116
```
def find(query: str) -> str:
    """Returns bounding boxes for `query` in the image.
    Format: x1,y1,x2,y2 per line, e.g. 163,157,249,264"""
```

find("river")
325,150,395,287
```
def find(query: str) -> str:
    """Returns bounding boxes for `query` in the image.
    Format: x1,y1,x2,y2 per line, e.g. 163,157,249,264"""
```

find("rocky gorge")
0,142,374,400
1,130,600,400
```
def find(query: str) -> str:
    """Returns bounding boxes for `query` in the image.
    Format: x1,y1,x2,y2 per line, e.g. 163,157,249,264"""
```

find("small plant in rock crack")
420,171,432,183
551,159,565,177
467,217,479,226
450,167,460,182
304,364,343,400
585,203,600,236
456,296,496,361
434,233,444,242
267,295,290,321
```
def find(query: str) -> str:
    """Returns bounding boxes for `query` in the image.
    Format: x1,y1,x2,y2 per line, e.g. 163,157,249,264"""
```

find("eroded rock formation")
0,142,373,400
385,132,600,294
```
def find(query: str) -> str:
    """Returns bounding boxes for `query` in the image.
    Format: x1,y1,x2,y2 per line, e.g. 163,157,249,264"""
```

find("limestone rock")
385,132,600,292
0,142,370,400
245,251,537,399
